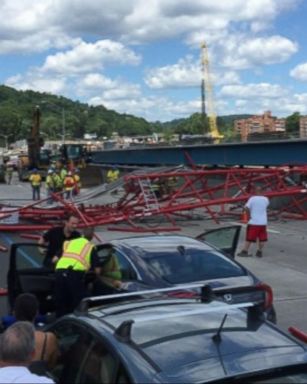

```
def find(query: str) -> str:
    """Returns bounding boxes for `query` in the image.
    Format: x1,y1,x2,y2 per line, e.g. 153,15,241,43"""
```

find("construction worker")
57,162,67,188
5,162,14,185
73,168,81,196
54,227,97,317
29,169,41,201
52,169,62,193
151,177,162,199
45,170,55,203
106,165,119,184
93,244,122,295
63,171,75,199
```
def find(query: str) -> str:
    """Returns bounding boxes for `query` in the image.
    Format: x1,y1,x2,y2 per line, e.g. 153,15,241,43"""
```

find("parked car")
43,289,307,383
7,225,275,321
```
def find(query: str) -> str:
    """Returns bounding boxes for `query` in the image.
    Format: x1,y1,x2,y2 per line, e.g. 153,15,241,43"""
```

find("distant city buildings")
234,111,286,142
300,116,307,138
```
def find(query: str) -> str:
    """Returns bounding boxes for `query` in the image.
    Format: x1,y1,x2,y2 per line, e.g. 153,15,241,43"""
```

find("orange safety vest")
64,176,75,191
56,238,93,271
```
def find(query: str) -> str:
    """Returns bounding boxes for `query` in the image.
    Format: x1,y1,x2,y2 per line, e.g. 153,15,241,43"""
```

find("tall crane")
201,42,224,142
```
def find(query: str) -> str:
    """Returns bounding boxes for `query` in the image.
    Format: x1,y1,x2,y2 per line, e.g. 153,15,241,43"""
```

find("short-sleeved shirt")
43,226,81,267
0,366,54,383
245,195,269,225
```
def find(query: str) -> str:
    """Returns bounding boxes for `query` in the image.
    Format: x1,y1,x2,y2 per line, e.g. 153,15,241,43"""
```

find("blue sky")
1,0,307,122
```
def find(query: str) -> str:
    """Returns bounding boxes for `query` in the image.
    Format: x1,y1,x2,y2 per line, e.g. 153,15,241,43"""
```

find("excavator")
17,106,88,181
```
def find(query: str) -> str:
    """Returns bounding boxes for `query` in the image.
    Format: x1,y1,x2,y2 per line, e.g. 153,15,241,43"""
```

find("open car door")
7,243,55,314
195,225,241,258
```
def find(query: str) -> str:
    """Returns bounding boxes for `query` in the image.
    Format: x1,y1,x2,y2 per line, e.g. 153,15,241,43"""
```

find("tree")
286,112,300,137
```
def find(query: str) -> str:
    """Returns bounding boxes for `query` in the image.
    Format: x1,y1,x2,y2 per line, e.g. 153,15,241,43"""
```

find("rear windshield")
143,249,245,284
215,364,307,383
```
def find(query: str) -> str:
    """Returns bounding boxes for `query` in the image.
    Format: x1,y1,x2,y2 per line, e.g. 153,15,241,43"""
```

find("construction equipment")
17,106,89,180
201,42,224,143
17,106,47,180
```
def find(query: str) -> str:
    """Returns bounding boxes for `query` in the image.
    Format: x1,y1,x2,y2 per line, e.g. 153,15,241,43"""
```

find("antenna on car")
212,313,228,343
115,320,134,342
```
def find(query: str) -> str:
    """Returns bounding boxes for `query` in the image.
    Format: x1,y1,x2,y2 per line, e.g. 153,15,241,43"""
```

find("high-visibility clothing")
60,168,67,181
107,169,119,183
73,174,81,188
56,238,93,272
46,175,55,189
52,174,62,189
29,173,41,186
99,255,122,287
64,176,75,191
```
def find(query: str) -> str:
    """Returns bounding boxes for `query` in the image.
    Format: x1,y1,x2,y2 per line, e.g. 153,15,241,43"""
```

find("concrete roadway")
0,180,307,334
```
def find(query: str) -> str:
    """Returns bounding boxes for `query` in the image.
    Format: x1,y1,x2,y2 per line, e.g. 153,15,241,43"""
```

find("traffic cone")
241,210,248,224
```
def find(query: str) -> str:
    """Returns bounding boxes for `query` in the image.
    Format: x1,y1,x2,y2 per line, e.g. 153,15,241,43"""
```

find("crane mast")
201,42,223,142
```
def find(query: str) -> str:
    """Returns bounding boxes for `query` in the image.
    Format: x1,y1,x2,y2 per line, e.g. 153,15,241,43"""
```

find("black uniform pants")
55,269,85,318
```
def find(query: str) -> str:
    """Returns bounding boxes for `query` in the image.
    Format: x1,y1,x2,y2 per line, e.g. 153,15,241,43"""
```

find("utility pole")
62,107,66,144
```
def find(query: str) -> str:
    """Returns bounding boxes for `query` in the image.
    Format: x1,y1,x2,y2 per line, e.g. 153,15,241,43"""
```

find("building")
234,111,286,142
300,116,307,138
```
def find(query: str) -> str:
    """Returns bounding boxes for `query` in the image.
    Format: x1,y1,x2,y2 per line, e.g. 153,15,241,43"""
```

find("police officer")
54,227,97,317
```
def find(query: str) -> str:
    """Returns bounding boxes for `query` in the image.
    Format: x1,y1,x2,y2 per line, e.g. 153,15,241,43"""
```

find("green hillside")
0,85,153,144
0,85,261,147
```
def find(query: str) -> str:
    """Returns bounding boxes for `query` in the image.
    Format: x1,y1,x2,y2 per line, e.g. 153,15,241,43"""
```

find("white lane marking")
230,222,280,234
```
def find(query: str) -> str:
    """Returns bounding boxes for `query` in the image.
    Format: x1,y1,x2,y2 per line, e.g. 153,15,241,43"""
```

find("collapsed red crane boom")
0,166,306,235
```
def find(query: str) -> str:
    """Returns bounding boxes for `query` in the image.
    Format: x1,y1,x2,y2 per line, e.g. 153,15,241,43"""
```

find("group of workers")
29,164,81,202
38,214,122,317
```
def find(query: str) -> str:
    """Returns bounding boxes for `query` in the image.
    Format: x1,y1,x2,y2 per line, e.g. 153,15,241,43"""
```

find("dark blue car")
7,225,275,321
42,289,307,383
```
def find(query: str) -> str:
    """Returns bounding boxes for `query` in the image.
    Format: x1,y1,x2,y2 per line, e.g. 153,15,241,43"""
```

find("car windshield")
143,248,245,284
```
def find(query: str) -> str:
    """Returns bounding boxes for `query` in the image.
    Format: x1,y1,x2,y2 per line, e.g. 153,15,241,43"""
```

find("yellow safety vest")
46,175,54,188
74,174,81,188
60,169,67,181
99,255,122,286
56,238,93,272
29,174,41,186
107,170,119,183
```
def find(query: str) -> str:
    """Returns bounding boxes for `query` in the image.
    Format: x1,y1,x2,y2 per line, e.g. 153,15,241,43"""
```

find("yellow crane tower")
201,42,224,143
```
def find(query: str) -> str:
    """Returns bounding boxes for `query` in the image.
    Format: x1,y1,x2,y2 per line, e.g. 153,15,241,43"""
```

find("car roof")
111,234,217,254
78,297,307,383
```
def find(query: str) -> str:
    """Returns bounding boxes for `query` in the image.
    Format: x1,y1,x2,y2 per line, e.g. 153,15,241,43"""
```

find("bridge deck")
91,139,307,166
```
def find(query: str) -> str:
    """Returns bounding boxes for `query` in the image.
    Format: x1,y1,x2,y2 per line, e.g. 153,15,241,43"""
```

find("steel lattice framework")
0,167,307,240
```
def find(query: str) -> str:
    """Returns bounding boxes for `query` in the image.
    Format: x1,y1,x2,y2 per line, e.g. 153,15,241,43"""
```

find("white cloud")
5,73,66,94
0,0,299,53
290,62,307,81
222,35,298,69
78,73,141,100
221,83,287,98
145,56,240,89
88,93,198,121
81,74,117,90
42,40,141,74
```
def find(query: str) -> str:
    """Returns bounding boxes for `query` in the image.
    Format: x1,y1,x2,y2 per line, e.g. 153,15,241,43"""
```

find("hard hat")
67,171,72,176
48,170,53,174
32,168,38,172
